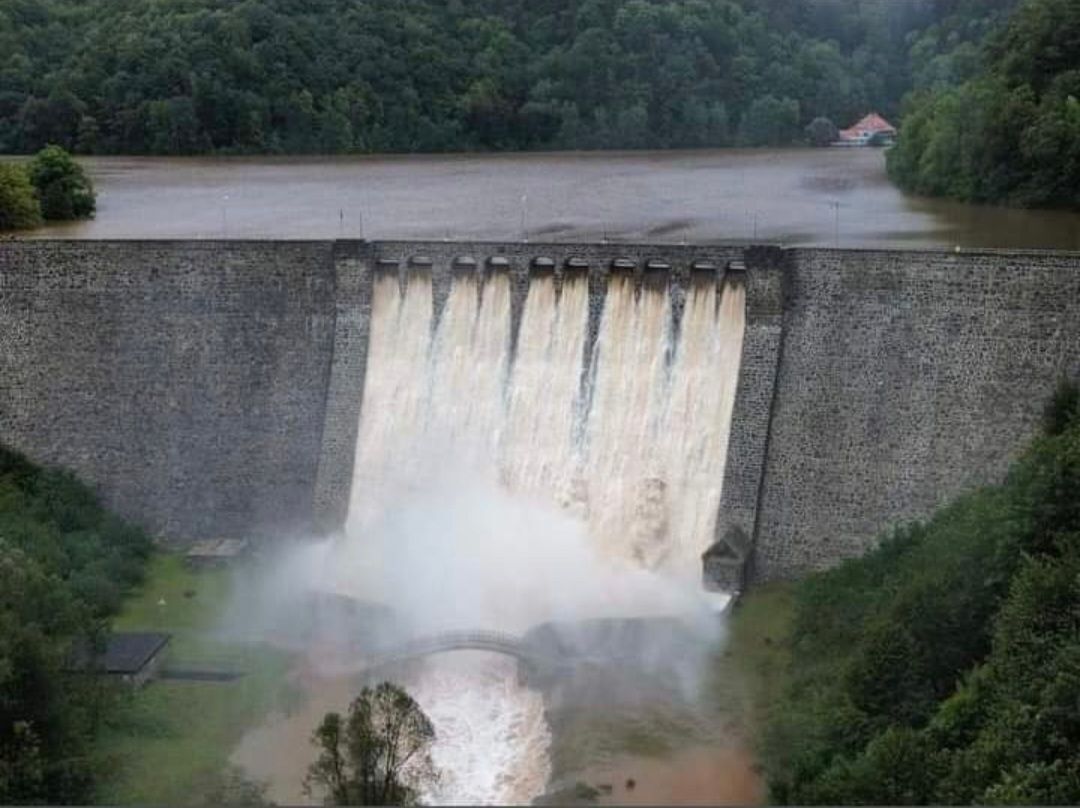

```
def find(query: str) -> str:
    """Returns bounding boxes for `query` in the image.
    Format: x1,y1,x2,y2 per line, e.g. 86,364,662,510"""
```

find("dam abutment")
3,240,1079,585
0,240,339,540
752,247,1080,580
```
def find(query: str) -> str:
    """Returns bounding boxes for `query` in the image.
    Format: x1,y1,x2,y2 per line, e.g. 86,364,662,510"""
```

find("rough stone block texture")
312,243,371,529
714,247,786,586
0,240,337,540
752,248,1080,580
10,238,1077,580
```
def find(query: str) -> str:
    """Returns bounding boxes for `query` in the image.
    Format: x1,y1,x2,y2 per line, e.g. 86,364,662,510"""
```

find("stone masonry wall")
0,240,338,540
6,238,1078,584
312,241,372,531
712,246,786,588
751,248,1080,580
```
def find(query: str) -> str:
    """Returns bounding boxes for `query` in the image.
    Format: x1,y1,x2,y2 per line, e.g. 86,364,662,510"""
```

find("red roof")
839,113,896,140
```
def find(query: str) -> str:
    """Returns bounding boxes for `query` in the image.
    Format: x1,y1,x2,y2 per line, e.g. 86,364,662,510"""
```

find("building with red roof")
838,113,897,145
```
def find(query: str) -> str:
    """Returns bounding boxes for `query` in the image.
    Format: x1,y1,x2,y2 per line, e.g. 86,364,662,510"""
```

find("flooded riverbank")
581,746,763,805
231,652,551,806
13,148,1080,249
231,639,760,807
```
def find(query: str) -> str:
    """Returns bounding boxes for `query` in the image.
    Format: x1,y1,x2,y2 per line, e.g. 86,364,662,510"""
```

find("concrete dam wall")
1,240,1078,582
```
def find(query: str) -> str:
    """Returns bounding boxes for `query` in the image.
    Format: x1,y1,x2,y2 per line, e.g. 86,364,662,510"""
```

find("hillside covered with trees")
0,446,151,803
0,0,998,155
888,0,1080,208
755,382,1080,804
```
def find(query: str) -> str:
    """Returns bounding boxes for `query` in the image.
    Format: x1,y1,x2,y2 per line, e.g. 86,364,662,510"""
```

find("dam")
2,240,1079,584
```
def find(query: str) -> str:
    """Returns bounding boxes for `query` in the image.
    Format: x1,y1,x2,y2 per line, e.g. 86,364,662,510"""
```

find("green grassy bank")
96,555,295,805
723,584,796,741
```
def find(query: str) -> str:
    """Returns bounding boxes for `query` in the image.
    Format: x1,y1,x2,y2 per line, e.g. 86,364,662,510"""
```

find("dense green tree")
0,162,41,230
0,445,152,803
26,145,95,221
738,95,800,146
0,0,994,156
889,0,1080,209
805,116,838,146
305,682,437,806
759,381,1080,805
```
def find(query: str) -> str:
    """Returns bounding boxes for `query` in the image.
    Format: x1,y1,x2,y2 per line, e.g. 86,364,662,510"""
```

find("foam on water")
407,653,551,806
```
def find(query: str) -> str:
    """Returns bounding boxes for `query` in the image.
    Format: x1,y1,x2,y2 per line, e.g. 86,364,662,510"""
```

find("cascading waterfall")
663,279,747,578
338,265,746,805
425,272,512,465
347,271,434,531
500,273,589,503
584,274,674,567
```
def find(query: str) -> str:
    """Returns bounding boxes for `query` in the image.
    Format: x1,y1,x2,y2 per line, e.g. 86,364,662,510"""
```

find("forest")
0,0,1013,155
888,0,1080,208
0,446,151,803
757,382,1080,804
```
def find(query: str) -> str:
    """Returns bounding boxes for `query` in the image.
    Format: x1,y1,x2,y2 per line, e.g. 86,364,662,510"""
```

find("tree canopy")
888,0,1080,208
305,681,438,806
0,147,95,231
0,0,969,155
27,145,95,220
759,379,1080,804
0,162,41,230
0,445,152,804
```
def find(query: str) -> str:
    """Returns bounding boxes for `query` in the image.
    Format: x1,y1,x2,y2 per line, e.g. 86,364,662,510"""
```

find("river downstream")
17,148,1080,249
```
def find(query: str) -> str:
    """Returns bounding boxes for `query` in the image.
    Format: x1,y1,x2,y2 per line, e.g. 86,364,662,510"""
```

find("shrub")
27,145,95,221
0,162,42,230
0,444,152,803
805,117,838,147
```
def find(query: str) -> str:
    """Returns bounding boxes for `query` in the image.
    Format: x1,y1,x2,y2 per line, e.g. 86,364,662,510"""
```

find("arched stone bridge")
358,629,559,680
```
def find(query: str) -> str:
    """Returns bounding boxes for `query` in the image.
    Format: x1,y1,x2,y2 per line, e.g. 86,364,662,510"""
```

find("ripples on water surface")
20,148,1080,249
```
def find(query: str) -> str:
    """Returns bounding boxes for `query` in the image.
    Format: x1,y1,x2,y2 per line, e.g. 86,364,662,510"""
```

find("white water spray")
235,266,746,804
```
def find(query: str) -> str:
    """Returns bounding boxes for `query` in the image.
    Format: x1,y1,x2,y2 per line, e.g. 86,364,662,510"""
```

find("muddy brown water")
584,746,763,806
10,148,1080,249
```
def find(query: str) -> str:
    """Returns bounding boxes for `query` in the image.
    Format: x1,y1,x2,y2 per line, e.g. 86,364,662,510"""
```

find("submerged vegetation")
753,380,1080,804
0,445,151,803
0,145,95,231
889,0,1080,209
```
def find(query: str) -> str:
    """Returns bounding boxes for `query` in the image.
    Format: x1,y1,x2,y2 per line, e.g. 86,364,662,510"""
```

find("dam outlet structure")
2,240,1080,587
344,247,746,584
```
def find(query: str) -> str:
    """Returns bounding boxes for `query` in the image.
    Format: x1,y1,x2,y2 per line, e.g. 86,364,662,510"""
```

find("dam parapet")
2,240,1079,585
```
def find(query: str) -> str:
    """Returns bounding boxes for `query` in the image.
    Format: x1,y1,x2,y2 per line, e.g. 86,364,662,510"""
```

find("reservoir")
21,148,1080,249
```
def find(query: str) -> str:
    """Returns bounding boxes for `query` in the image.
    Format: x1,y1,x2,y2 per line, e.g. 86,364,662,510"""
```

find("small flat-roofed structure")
69,632,171,687
702,526,750,594
185,537,249,569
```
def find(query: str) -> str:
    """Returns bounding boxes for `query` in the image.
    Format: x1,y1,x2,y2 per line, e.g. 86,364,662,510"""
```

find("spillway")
341,264,746,804
348,267,745,578
500,273,590,500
